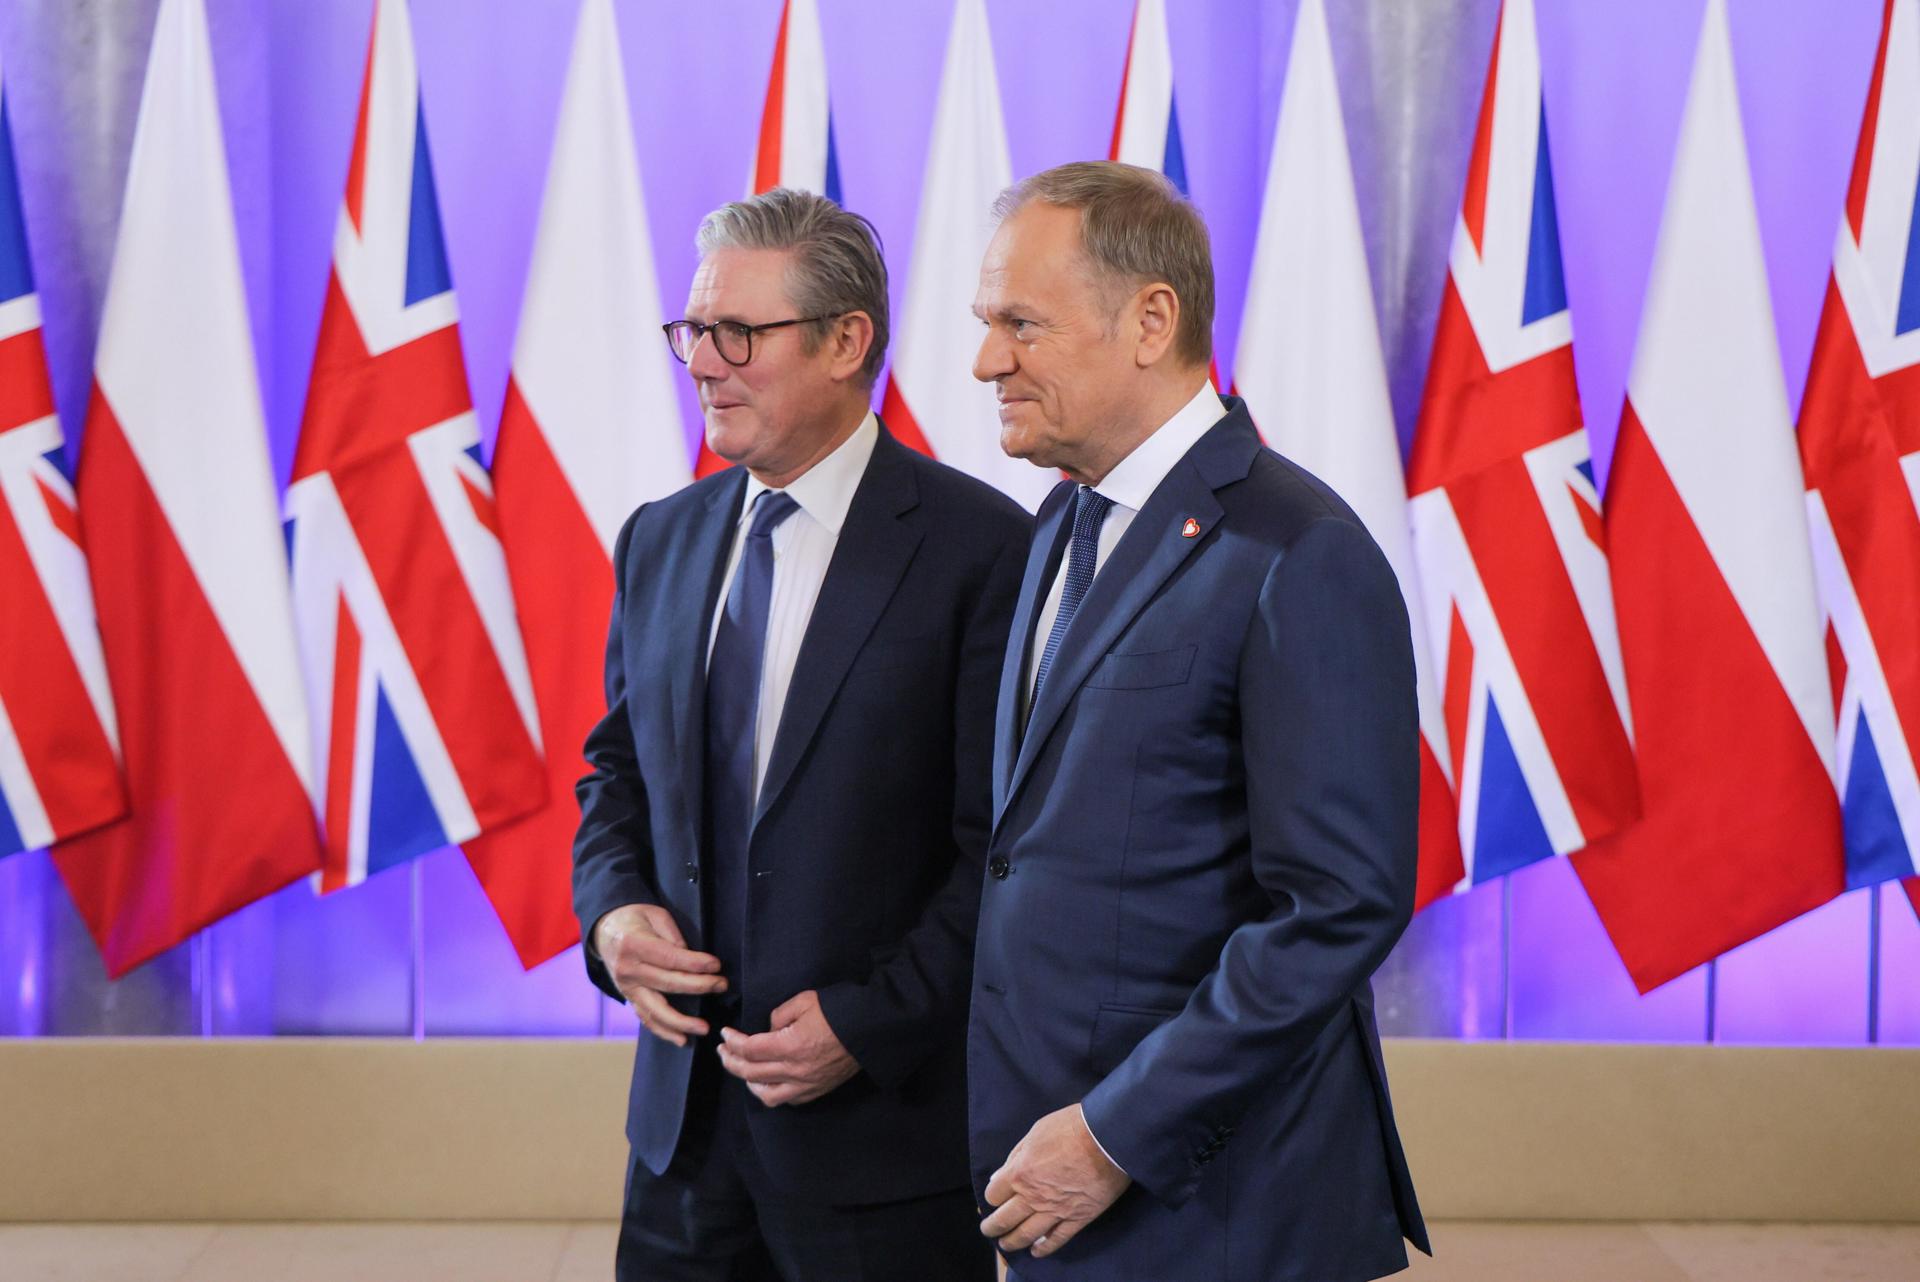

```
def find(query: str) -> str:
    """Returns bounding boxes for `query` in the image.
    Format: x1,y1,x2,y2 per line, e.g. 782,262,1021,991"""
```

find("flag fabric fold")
285,0,545,897
1233,0,1463,908
1405,0,1639,902
55,0,322,976
0,53,124,859
463,0,693,967
881,0,1048,506
1798,0,1920,910
695,0,844,479
1571,0,1844,991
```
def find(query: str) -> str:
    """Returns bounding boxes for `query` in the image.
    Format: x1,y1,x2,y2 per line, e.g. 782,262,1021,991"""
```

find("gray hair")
992,161,1215,367
696,188,890,388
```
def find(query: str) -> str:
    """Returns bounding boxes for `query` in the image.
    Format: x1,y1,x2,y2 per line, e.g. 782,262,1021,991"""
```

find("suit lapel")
997,410,1263,830
669,471,749,853
753,431,923,828
994,481,1073,819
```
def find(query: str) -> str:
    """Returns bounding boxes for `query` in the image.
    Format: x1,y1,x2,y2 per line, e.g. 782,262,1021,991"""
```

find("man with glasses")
574,187,1027,1281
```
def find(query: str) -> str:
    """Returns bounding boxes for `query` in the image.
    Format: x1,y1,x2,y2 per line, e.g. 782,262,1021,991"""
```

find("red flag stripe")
58,391,320,976
1572,405,1843,992
462,380,609,966
1448,456,1639,839
320,594,362,895
0,473,121,838
330,453,545,834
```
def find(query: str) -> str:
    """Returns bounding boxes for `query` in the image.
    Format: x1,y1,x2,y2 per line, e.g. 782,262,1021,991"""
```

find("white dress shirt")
1025,381,1228,704
706,412,879,805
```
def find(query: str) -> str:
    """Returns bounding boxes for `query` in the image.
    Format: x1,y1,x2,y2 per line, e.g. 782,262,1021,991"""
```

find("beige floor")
0,1221,1915,1281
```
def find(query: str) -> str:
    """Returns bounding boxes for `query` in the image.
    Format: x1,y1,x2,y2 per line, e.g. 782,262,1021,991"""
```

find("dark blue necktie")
1031,485,1113,707
704,489,800,987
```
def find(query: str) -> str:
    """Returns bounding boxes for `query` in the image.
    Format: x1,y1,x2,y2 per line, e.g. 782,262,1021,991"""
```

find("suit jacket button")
988,856,1011,880
684,862,699,883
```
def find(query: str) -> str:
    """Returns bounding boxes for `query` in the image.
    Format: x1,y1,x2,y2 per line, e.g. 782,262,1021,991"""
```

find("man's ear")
1133,282,1181,368
828,311,875,384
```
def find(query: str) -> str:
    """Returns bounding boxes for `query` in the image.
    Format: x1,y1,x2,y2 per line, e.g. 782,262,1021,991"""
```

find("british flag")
285,0,545,894
0,59,122,858
694,0,844,479
1405,0,1638,901
1109,0,1189,195
1800,0,1920,914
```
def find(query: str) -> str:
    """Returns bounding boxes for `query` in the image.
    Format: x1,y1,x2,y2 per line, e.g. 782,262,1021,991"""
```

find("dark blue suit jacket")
574,425,1027,1205
970,400,1428,1280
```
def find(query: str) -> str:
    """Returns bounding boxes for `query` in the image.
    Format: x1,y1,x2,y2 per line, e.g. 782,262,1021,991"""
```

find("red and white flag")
0,53,123,859
285,0,546,896
1572,0,1843,991
881,0,1051,507
1233,0,1463,906
694,0,843,479
55,0,322,975
1799,0,1920,915
1405,0,1638,901
464,0,692,966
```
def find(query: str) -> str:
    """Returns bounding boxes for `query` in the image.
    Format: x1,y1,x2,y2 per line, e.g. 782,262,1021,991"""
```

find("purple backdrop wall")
0,0,1908,1041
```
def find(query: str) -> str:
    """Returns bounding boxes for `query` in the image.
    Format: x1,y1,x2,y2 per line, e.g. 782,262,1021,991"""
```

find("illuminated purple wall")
0,0,1909,1042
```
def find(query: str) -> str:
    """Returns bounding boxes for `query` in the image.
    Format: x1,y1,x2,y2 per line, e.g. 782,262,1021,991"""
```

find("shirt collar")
1091,380,1228,512
740,410,880,535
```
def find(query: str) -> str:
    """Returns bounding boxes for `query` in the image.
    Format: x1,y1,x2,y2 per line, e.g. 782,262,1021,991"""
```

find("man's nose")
972,328,1012,384
686,327,728,382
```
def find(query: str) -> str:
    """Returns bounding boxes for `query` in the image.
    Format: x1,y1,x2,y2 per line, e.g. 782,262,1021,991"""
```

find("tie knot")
748,490,800,539
1073,486,1113,530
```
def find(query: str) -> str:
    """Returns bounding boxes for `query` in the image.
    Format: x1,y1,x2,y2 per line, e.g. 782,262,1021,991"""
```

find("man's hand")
714,989,859,1107
592,903,727,1047
981,1103,1131,1260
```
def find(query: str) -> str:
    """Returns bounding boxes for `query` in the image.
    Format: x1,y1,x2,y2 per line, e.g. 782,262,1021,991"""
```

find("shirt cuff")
1080,1104,1128,1178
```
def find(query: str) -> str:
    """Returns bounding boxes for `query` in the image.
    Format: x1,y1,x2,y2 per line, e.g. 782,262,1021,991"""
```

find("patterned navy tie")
704,489,800,987
1031,485,1114,707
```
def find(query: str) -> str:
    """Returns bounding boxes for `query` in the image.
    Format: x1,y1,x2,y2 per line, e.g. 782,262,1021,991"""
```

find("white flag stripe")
889,0,1053,509
1624,0,1835,780
93,0,312,792
0,419,119,749
1113,0,1175,169
1234,0,1451,786
515,0,688,553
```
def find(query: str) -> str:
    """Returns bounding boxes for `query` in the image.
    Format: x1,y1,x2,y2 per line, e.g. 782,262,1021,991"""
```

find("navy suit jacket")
574,425,1028,1206
970,400,1429,1281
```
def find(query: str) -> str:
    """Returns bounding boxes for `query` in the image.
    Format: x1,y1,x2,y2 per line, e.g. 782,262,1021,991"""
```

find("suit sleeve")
815,526,1026,1089
571,506,665,1003
1079,516,1420,1207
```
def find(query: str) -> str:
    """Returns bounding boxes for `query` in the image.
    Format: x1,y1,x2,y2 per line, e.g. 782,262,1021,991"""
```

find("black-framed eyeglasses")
662,315,843,367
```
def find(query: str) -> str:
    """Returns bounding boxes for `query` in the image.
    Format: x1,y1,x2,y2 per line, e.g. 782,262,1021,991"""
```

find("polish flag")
694,0,844,479
54,0,322,975
1798,0,1920,910
286,0,546,899
1405,0,1638,900
0,53,124,859
881,0,1051,508
1571,0,1843,992
464,0,692,966
1233,0,1463,907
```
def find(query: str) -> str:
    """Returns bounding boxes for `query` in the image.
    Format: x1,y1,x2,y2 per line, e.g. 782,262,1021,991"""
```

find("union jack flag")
1800,0,1920,912
0,62,122,858
1110,0,1189,195
695,0,843,479
1406,0,1638,901
286,0,544,893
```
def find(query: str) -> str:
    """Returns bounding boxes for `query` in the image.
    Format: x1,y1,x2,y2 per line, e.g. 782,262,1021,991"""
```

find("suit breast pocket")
1085,645,1196,691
